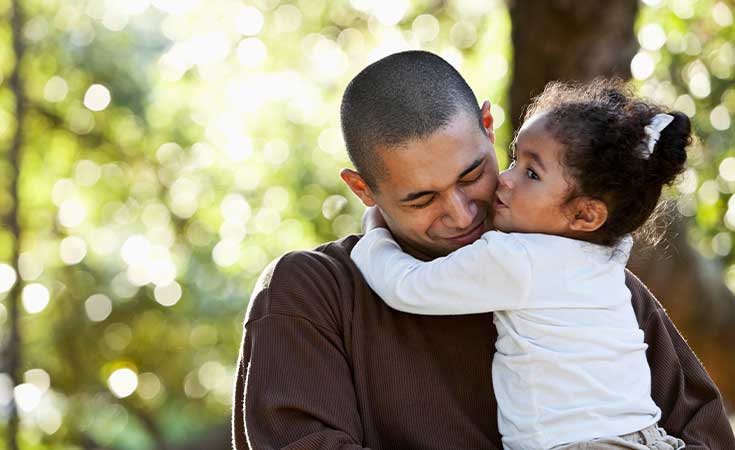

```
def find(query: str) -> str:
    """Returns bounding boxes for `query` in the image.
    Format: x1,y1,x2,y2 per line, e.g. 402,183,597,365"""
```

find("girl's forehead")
519,111,551,135
517,116,557,152
516,117,566,170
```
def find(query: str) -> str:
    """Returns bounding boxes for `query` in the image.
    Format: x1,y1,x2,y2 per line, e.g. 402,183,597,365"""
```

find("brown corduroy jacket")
232,235,735,450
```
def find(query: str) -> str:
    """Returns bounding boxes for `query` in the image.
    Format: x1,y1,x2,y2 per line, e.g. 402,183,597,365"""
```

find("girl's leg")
551,425,685,450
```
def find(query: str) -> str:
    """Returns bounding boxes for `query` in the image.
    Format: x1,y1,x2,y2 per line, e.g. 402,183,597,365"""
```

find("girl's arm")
351,228,533,315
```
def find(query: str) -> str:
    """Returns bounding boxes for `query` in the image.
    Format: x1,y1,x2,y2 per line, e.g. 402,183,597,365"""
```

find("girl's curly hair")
524,79,691,246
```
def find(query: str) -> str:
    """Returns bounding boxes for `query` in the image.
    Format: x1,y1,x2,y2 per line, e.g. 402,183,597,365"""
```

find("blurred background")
0,0,732,448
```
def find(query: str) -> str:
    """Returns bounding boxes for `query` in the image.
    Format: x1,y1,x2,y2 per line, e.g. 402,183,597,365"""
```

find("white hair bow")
641,113,674,159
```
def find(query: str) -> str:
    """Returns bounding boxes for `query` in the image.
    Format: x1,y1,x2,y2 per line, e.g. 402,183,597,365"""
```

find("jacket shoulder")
244,235,363,330
625,269,663,325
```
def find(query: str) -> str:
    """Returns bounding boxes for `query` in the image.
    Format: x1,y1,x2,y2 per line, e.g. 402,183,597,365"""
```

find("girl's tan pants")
551,424,685,450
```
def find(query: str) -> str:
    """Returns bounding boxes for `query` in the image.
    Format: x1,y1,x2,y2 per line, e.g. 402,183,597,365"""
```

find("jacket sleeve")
627,272,735,449
232,252,371,450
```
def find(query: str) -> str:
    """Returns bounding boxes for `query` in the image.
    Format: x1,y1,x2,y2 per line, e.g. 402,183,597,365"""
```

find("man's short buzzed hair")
340,50,483,189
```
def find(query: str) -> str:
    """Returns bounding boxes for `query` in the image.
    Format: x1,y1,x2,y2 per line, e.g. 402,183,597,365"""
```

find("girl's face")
493,113,576,235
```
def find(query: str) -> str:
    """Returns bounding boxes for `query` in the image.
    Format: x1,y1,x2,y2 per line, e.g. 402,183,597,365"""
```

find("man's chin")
442,220,487,248
393,224,488,259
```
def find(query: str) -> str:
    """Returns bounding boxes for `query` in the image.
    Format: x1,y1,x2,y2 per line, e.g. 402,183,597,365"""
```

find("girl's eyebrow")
517,147,546,172
526,150,546,171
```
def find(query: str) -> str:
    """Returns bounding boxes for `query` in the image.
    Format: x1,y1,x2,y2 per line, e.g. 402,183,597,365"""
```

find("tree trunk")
509,0,639,129
509,0,735,407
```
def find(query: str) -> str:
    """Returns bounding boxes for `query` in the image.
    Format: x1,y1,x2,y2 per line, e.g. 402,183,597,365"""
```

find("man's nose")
442,189,476,229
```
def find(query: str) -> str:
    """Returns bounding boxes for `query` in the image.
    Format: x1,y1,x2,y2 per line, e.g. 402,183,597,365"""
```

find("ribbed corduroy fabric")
232,235,735,450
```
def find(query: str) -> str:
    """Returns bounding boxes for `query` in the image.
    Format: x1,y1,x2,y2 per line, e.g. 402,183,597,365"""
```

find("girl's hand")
362,206,387,232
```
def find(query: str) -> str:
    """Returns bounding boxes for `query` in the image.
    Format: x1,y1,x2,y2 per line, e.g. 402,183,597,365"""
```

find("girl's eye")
526,168,539,180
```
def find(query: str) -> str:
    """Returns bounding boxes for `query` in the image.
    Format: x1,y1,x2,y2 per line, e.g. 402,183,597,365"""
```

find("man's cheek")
480,176,497,198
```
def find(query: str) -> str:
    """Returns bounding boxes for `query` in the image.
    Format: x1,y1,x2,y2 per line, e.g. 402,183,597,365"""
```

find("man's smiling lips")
445,220,486,246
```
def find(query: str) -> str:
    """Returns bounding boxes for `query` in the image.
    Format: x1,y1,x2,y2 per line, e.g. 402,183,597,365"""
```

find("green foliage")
0,0,732,448
635,0,734,268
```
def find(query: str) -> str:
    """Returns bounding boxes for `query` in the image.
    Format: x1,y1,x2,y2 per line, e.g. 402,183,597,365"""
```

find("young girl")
350,80,690,450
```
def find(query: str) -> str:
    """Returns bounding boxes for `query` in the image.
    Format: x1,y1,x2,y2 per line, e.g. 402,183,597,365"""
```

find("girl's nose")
498,169,514,189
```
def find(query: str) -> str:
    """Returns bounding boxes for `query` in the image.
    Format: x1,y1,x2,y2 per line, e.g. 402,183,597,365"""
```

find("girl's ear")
567,197,608,232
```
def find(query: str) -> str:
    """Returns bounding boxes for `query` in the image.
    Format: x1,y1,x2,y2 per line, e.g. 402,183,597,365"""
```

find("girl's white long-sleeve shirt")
350,228,661,450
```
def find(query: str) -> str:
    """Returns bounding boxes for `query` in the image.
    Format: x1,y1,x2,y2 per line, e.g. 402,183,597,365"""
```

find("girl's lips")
495,196,508,209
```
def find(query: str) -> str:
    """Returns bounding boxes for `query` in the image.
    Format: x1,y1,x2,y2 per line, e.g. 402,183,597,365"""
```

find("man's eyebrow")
458,157,484,178
400,157,486,203
400,190,435,203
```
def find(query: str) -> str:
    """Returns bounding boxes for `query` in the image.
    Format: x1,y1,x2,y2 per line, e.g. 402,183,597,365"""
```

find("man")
232,51,734,450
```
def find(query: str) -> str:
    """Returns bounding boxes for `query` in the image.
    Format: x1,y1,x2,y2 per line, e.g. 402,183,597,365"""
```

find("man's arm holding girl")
627,272,735,449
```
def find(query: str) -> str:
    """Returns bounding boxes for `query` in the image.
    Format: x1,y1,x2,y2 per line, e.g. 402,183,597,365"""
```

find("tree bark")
508,0,735,407
509,0,638,130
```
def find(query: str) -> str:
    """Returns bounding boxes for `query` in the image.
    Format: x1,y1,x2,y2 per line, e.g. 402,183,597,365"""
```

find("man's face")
369,111,499,258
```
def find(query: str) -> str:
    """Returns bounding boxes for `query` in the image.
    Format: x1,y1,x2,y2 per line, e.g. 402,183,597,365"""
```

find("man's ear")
340,168,377,207
567,197,608,232
481,100,496,144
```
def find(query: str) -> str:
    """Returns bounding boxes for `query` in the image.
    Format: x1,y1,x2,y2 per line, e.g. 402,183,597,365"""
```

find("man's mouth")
445,220,486,246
